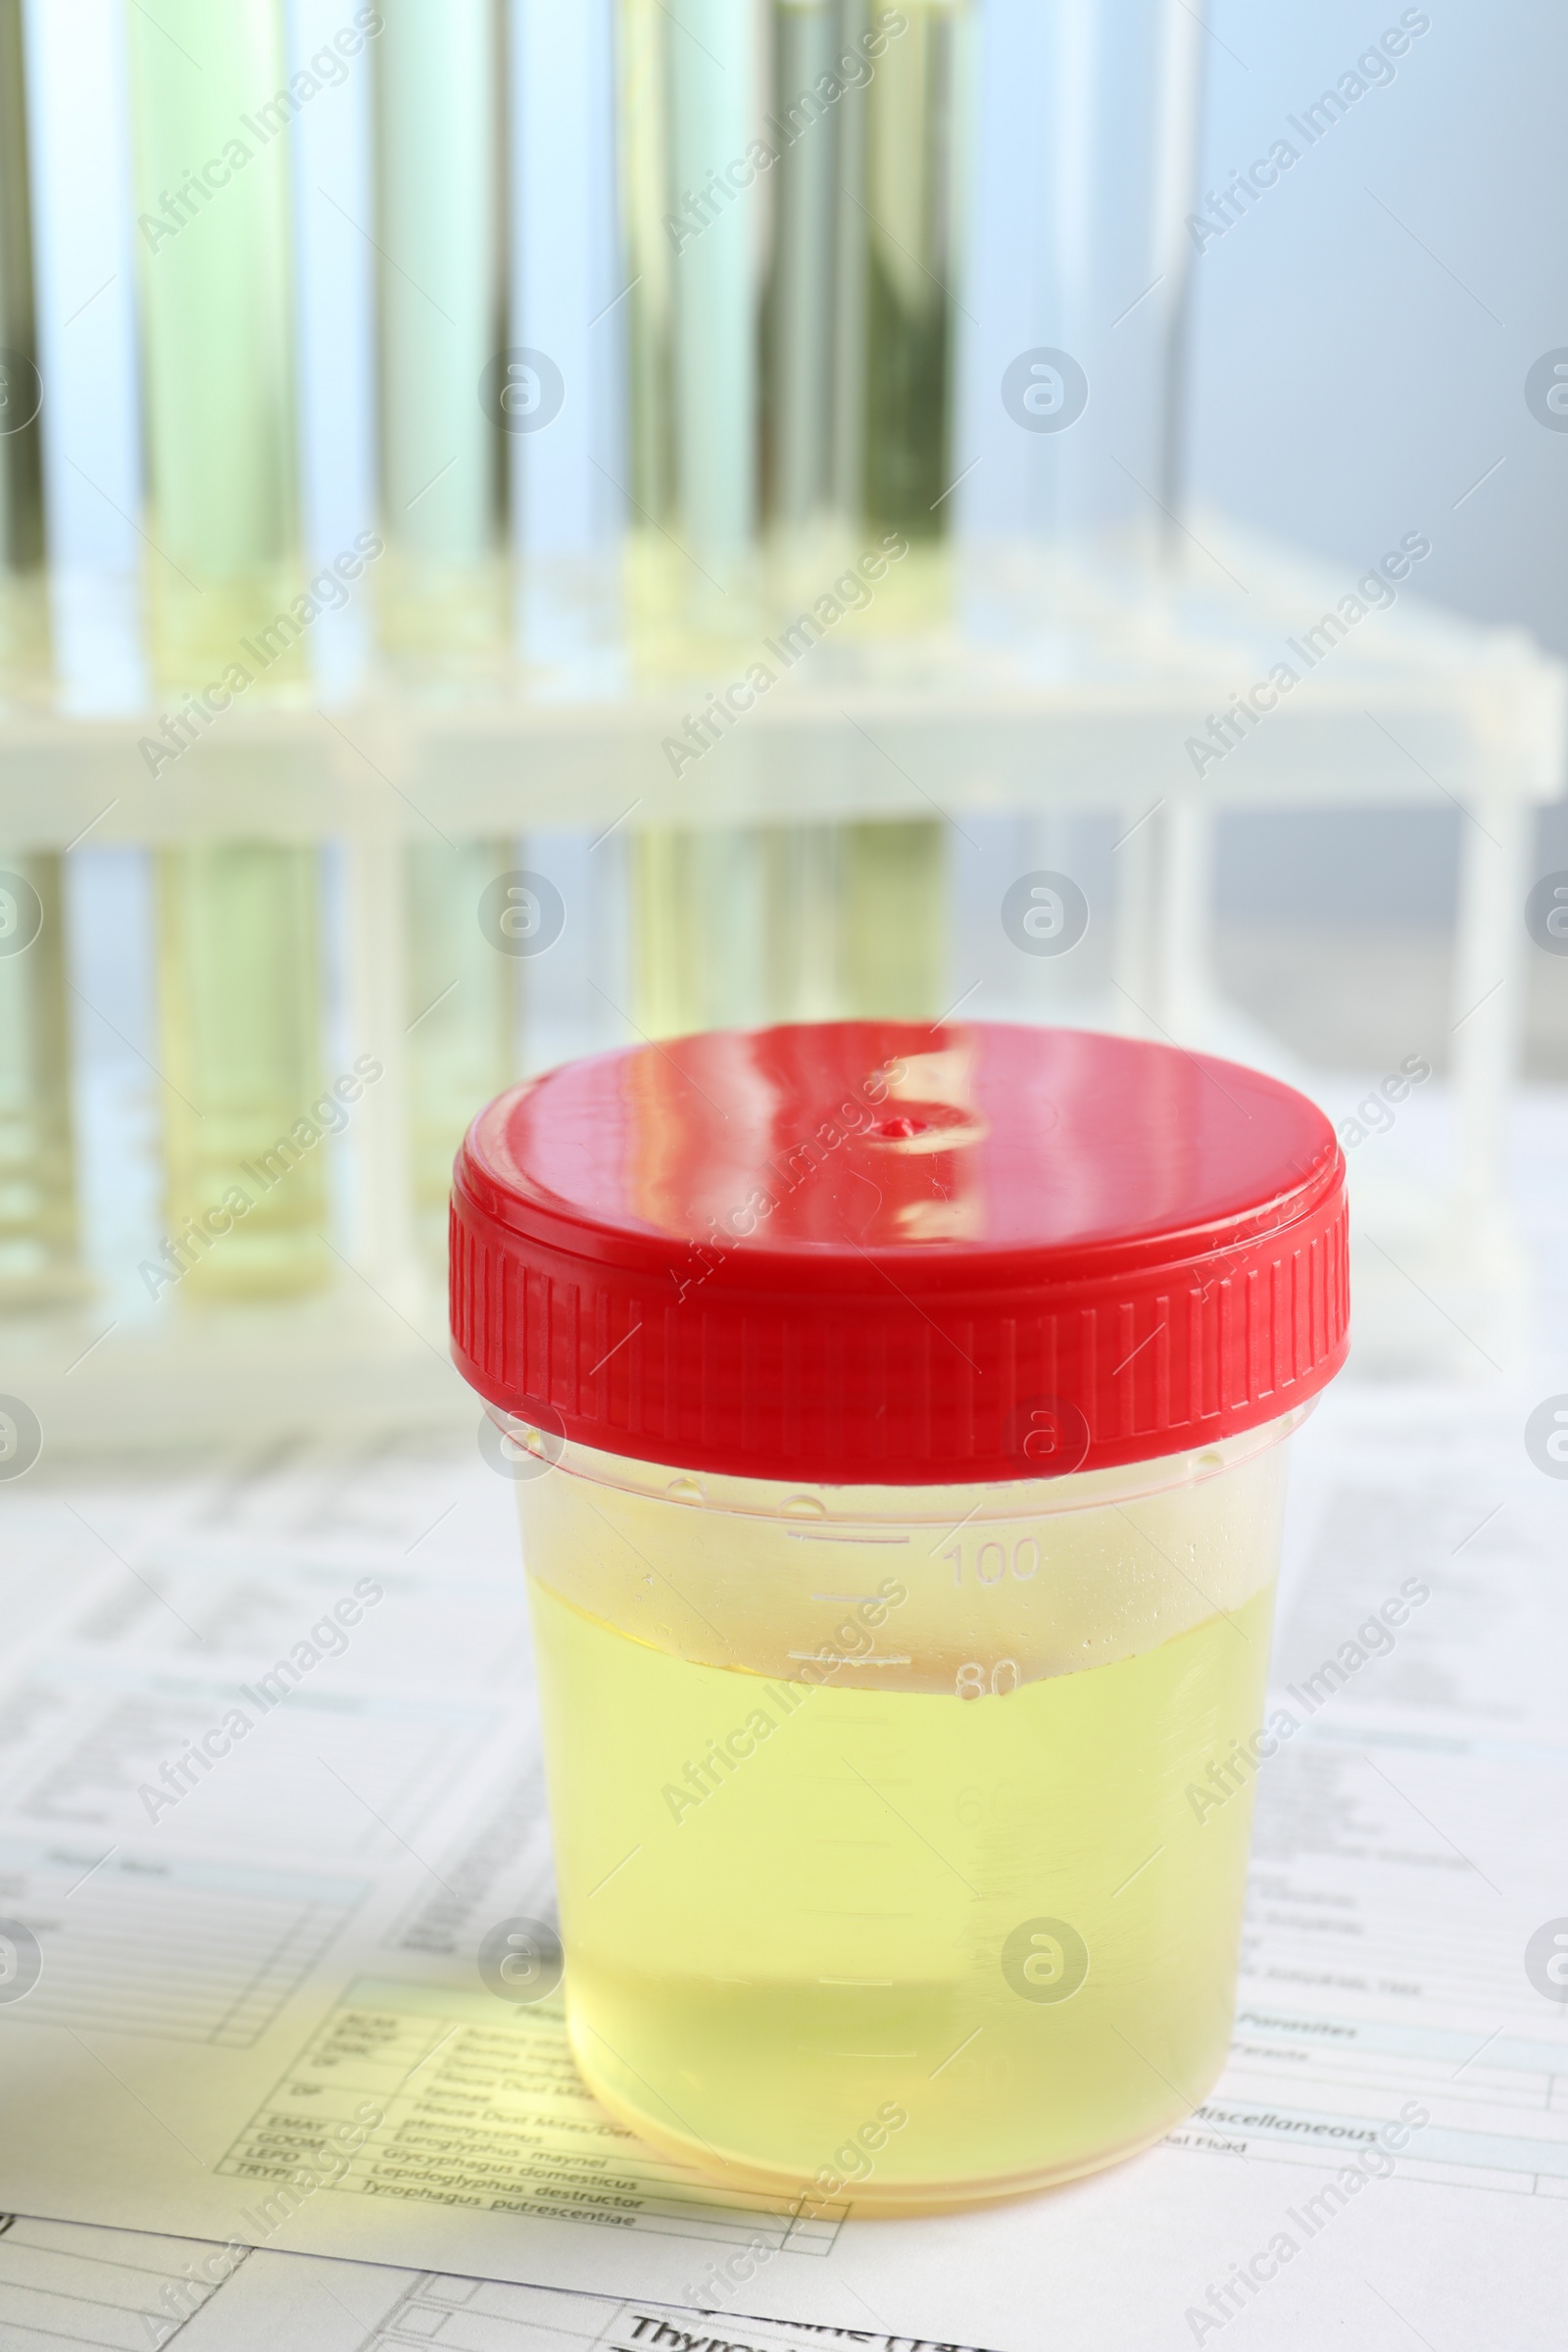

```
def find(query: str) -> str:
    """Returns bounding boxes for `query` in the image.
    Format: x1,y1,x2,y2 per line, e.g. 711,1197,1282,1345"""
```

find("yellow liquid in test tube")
834,0,966,1021
530,1575,1272,2204
0,5,80,1304
372,4,514,1259
126,0,325,1298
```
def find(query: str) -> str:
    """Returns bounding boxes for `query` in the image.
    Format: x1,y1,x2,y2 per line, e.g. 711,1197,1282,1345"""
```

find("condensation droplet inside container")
665,1476,706,1506
782,1494,827,1518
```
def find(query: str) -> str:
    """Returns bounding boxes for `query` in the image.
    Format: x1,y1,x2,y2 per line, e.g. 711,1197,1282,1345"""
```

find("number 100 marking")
943,1536,1040,1587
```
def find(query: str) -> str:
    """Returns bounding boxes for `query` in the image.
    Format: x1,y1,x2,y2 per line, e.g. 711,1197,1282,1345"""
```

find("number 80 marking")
956,1659,1020,1699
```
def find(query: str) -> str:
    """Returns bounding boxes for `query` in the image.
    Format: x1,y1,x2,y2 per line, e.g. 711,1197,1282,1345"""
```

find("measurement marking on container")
785,1532,911,1544
586,1844,642,1898
1110,1845,1165,1900
817,1978,896,1987
929,2025,984,2079
809,1592,891,1604
786,1652,911,1666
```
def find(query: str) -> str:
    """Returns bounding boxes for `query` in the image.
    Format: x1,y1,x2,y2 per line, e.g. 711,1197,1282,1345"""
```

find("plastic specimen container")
451,1020,1348,2209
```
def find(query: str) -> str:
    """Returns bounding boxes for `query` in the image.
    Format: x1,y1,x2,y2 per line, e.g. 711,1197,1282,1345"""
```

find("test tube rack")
4,515,1561,1451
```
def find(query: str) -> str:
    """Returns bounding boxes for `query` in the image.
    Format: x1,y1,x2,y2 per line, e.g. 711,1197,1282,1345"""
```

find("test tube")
858,0,964,536
760,821,841,1020
667,2,757,567
511,0,623,642
372,0,514,1258
757,3,847,1019
621,0,769,1039
618,0,674,543
766,1,840,535
952,0,1202,552
631,827,771,1039
838,0,967,1016
372,0,508,666
155,847,326,1300
0,0,45,682
0,854,78,1307
0,0,78,1306
126,0,326,1298
404,842,518,1263
830,0,869,526
619,0,679,1035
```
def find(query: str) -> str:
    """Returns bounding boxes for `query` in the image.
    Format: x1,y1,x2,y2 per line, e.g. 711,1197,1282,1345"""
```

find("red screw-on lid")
450,1022,1348,1485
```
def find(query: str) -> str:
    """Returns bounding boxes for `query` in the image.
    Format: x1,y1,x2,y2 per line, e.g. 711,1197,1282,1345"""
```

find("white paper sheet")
0,2216,1000,2352
1,1388,1565,2350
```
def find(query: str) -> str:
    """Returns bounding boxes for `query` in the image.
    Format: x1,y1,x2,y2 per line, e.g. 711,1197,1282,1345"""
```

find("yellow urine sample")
529,1573,1272,2208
